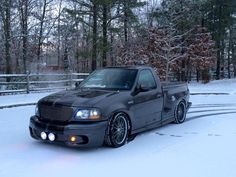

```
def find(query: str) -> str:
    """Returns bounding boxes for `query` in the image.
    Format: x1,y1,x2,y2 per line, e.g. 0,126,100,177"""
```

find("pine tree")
120,0,146,45
201,0,236,79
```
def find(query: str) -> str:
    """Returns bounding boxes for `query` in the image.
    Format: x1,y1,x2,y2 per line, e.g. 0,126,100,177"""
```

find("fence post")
70,70,73,88
26,71,30,94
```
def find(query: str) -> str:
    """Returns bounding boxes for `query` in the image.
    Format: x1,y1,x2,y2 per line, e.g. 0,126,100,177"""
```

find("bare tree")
31,0,55,72
56,0,63,69
36,0,48,72
18,0,30,73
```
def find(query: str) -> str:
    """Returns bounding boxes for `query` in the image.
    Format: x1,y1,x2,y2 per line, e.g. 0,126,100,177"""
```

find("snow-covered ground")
0,92,53,107
189,78,236,95
1,79,236,177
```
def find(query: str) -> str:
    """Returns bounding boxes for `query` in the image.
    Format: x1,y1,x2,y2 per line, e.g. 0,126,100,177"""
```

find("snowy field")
1,79,236,177
0,92,54,107
189,78,236,95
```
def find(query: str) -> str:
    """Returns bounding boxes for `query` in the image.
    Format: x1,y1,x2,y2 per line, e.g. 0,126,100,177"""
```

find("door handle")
128,100,134,105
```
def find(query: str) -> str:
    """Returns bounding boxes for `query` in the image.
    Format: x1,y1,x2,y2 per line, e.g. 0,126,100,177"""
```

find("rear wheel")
174,101,186,124
105,113,129,148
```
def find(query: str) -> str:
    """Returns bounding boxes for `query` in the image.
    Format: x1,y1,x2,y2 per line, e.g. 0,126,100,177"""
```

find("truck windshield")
79,68,138,90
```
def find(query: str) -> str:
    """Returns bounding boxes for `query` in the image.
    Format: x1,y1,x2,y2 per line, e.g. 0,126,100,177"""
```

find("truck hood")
38,89,118,107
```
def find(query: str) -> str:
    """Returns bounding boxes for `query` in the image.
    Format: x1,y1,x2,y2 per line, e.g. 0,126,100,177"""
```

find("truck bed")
161,81,189,121
161,81,188,89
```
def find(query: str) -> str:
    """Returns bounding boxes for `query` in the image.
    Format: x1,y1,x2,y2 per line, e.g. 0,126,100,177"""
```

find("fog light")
69,136,77,142
40,132,47,140
48,133,55,141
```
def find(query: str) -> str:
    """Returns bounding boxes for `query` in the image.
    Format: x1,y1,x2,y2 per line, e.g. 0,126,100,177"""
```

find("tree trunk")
16,41,21,73
3,0,12,78
228,28,232,79
91,0,98,71
37,0,47,73
216,40,221,80
196,70,199,82
165,62,169,81
233,44,236,77
19,0,29,73
110,31,114,66
220,39,225,78
57,0,62,70
63,46,69,72
102,4,108,67
216,2,223,80
124,1,128,44
74,4,80,72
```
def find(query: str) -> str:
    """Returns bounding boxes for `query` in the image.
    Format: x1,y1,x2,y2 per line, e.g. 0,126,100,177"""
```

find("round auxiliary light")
40,132,47,140
48,133,56,142
70,136,77,142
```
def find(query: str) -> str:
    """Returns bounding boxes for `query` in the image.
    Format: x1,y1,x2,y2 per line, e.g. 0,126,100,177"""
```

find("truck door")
131,69,163,129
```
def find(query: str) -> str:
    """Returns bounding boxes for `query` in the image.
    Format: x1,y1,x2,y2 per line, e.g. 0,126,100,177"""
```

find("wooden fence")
0,72,89,94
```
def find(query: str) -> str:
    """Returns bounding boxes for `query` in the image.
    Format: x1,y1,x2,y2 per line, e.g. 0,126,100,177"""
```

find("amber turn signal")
89,115,100,119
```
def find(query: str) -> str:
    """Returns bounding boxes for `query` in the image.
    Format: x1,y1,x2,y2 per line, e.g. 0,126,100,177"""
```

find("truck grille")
39,104,74,123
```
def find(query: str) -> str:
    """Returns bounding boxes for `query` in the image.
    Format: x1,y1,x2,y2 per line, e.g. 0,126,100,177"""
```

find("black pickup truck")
29,66,191,148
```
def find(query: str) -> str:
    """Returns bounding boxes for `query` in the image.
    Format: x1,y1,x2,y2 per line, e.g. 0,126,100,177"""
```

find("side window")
137,70,157,89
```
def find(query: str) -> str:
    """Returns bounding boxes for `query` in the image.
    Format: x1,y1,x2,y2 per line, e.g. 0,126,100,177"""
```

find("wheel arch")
104,110,132,147
109,110,133,136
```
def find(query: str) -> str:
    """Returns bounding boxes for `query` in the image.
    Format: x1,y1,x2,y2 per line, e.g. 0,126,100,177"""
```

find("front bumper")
187,102,192,111
29,116,108,147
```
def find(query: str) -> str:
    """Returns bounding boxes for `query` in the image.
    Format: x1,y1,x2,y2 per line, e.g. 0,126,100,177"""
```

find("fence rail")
0,72,89,94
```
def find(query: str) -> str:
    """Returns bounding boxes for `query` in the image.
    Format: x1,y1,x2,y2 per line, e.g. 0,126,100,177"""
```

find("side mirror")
139,84,150,92
135,84,150,94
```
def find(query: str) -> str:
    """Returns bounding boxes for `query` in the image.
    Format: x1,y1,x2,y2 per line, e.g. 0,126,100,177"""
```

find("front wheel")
174,101,187,124
105,113,129,148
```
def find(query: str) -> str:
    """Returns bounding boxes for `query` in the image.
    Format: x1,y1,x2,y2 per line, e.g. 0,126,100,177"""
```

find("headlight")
75,109,101,120
35,105,39,117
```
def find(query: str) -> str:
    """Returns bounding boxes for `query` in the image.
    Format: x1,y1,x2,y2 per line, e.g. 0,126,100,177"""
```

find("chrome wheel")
111,115,128,145
105,113,129,148
175,101,186,124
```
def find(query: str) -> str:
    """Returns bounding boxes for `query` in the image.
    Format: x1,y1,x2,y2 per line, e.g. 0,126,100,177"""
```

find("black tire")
174,101,187,124
105,113,130,148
